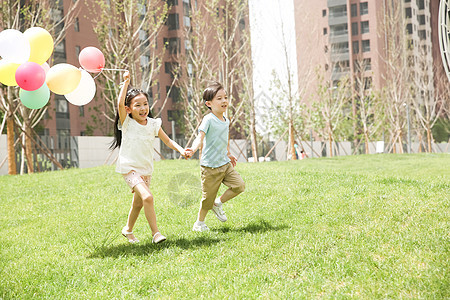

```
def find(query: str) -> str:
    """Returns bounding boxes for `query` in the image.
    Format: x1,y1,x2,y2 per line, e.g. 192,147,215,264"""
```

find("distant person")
184,82,245,232
294,142,300,159
300,150,306,160
111,70,189,244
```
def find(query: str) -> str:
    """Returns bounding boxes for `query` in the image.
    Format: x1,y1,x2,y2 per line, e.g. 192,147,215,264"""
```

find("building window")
165,0,178,5
167,110,183,122
331,42,349,54
324,45,328,53
166,86,182,102
329,5,347,18
351,4,357,17
406,23,413,34
363,58,371,71
405,0,411,2
418,30,426,40
166,13,179,30
352,22,358,36
322,9,326,17
360,2,368,15
323,27,327,35
330,24,348,37
165,62,179,78
74,17,80,32
418,14,425,25
56,98,69,119
405,7,412,18
164,37,181,54
361,21,369,34
75,45,80,57
417,0,424,10
362,39,370,52
363,77,372,90
239,18,246,31
79,106,84,117
352,41,359,54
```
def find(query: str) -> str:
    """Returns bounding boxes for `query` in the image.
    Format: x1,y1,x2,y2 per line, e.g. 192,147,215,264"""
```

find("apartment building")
294,0,437,100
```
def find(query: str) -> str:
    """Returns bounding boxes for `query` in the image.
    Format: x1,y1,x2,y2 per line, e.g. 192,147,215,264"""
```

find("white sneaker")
192,222,209,232
212,203,227,222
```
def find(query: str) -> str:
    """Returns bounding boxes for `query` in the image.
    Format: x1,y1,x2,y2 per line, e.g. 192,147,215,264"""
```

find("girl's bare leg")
124,192,143,240
133,183,159,235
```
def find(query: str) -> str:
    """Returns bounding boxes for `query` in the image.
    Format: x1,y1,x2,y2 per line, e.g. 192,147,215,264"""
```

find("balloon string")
93,68,127,80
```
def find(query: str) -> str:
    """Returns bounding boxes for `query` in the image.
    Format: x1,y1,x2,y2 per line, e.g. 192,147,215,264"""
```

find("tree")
311,71,351,157
352,57,383,154
0,0,79,174
89,0,169,125
379,1,411,153
412,47,447,152
178,0,251,148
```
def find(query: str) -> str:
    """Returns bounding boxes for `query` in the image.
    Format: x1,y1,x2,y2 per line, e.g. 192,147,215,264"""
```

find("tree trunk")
364,130,369,154
250,108,258,162
426,124,432,153
288,119,296,160
327,121,333,157
25,125,34,173
6,116,16,175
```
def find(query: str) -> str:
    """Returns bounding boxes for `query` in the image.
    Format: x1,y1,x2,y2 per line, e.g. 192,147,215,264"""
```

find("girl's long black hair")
110,87,152,150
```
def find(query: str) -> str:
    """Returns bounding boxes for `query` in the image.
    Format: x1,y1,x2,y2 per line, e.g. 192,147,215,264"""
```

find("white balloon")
0,29,31,63
64,70,96,106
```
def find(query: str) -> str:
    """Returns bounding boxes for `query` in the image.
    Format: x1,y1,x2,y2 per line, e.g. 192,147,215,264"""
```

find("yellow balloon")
46,63,81,95
0,60,20,86
24,27,54,65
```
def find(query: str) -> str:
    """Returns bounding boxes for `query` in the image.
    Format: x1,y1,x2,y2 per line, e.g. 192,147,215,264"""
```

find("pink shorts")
123,170,151,192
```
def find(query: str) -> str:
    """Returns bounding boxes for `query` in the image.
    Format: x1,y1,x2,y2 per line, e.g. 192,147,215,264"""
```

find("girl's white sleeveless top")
116,115,161,176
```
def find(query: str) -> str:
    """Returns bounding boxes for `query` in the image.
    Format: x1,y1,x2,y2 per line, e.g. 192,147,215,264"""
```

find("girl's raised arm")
118,71,130,125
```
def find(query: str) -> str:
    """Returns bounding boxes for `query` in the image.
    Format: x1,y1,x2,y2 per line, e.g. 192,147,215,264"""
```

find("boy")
185,82,245,231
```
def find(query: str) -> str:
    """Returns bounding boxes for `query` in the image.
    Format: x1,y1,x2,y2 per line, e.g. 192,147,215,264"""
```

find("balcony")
328,0,346,8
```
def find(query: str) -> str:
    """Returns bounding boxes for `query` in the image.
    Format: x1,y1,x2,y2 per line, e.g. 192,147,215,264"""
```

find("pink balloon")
79,47,105,73
15,62,45,91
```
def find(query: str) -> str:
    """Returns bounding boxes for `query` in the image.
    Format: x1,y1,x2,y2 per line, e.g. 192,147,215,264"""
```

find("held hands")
179,148,194,159
182,148,194,159
228,153,237,167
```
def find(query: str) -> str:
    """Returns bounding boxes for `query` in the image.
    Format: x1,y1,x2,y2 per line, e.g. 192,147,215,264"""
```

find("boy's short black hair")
203,82,224,110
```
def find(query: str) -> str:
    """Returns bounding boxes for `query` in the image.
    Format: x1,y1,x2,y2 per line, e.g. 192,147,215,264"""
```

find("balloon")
15,62,46,91
79,47,105,73
0,29,31,63
19,83,50,109
46,63,81,95
24,27,54,65
0,60,20,86
65,70,96,106
41,62,50,74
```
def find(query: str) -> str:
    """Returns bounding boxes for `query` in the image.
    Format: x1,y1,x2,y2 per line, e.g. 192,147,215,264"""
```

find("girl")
111,71,188,244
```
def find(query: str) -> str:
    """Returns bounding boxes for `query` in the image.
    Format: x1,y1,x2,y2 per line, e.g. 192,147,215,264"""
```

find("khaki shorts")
123,170,151,192
200,162,245,210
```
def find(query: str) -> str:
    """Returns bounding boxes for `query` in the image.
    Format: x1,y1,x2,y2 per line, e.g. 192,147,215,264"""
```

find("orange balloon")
46,63,81,95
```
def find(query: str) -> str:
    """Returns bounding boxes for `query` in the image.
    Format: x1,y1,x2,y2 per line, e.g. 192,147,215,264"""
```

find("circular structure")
439,0,450,81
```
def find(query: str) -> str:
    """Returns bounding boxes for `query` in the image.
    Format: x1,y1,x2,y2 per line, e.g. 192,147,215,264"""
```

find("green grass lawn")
0,154,448,298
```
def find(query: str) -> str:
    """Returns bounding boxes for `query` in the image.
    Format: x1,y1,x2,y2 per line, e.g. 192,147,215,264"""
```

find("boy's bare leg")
197,207,209,222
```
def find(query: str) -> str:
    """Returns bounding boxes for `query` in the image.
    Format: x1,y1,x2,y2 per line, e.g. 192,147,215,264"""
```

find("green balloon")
19,83,50,109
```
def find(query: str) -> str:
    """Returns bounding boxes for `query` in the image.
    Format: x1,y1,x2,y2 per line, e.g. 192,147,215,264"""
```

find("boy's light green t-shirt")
198,113,230,168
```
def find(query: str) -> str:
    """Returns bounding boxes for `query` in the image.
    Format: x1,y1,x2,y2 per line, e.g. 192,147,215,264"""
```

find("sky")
248,0,298,134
